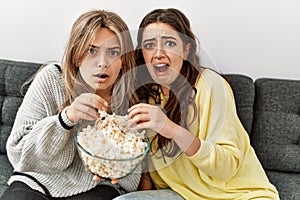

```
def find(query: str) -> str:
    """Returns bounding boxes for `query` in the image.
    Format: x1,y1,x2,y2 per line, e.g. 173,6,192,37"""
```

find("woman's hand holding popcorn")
67,93,109,123
128,103,200,156
128,103,179,139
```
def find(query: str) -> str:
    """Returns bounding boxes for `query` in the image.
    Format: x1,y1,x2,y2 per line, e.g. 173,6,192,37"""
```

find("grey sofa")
0,59,299,199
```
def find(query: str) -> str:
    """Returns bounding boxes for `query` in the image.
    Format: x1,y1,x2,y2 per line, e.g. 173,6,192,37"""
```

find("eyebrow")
90,45,121,50
108,46,121,50
90,45,100,49
143,36,177,44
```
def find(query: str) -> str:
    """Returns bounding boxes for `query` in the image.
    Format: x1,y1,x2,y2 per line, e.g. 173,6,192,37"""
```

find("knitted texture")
6,64,140,197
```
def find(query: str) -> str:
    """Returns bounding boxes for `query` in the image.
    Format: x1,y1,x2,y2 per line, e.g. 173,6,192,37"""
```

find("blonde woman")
2,9,139,200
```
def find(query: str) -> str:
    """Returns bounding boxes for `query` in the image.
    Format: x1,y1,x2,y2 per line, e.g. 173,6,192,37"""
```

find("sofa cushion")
225,74,255,134
0,154,13,195
251,78,300,173
0,59,41,154
266,170,300,200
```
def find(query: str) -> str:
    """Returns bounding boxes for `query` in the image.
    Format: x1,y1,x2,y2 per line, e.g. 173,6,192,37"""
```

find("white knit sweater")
6,64,140,197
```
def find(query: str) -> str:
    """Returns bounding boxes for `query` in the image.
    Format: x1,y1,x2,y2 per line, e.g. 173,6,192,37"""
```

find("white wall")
0,0,299,80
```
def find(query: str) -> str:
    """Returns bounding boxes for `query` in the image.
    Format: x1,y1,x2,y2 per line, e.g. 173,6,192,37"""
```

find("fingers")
68,93,109,122
127,103,151,113
92,175,104,181
71,103,98,121
128,103,151,118
128,103,168,133
129,113,150,125
129,120,151,131
92,175,119,184
110,178,119,184
128,104,152,130
78,93,108,112
93,94,109,111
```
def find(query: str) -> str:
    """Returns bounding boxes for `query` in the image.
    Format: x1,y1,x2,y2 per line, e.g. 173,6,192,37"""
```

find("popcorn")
76,111,149,179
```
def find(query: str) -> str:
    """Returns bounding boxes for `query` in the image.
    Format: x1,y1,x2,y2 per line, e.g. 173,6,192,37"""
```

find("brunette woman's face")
141,22,190,86
79,27,122,95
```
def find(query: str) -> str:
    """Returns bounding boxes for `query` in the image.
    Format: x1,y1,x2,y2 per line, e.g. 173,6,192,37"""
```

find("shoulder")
34,62,63,83
194,69,235,103
26,62,65,94
20,62,65,108
196,69,228,91
39,62,62,76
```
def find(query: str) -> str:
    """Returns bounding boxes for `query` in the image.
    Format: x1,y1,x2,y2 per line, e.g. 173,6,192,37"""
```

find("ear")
183,43,190,60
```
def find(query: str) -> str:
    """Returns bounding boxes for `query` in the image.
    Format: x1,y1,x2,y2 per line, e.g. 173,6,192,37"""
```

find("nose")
154,44,165,59
96,53,108,68
98,64,108,68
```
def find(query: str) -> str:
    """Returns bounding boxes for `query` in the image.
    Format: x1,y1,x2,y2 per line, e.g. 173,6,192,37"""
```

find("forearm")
160,120,200,156
6,63,76,173
189,142,242,181
162,121,242,180
174,127,201,156
7,114,75,173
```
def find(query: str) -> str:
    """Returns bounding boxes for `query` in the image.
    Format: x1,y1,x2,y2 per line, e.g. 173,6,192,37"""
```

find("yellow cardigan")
148,69,279,200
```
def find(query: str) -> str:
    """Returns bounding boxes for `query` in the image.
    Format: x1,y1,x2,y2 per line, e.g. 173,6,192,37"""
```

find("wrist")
160,120,179,139
58,106,77,130
66,105,77,123
173,127,200,156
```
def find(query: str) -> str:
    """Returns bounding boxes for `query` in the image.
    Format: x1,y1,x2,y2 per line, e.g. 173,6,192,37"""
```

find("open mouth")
154,63,169,73
95,73,109,79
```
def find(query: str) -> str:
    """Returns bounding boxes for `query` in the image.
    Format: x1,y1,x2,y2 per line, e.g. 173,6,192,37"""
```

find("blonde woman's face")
79,27,122,95
141,22,190,87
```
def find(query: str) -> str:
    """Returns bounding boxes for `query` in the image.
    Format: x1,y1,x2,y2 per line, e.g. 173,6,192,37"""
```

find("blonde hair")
61,9,138,114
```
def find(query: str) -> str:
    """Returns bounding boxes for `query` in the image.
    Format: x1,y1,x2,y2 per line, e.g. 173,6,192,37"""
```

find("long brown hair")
135,8,203,157
61,9,138,114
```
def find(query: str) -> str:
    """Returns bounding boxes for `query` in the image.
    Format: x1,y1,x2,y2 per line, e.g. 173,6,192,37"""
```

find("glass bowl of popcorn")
74,111,150,179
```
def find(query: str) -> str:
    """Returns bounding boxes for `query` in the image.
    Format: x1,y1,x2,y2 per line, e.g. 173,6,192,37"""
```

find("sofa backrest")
0,59,41,154
225,74,255,134
251,78,300,200
0,60,256,155
251,78,300,172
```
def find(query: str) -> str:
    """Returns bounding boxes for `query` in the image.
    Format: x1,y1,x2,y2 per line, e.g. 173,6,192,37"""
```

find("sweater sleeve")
6,64,76,174
188,70,249,181
117,164,142,192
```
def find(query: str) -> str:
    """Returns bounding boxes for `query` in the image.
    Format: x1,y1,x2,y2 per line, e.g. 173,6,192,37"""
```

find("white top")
6,63,140,197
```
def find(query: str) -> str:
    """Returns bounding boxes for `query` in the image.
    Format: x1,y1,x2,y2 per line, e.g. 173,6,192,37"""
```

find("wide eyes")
87,47,120,57
143,43,155,49
166,41,176,47
143,40,177,49
88,48,97,55
109,50,120,57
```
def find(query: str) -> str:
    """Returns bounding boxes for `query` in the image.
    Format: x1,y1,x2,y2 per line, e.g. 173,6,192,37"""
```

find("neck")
96,89,111,103
161,86,170,96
